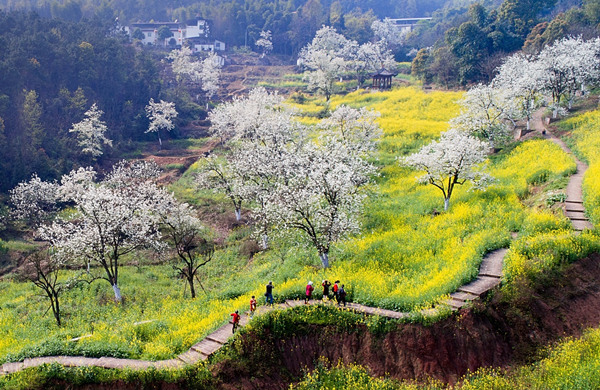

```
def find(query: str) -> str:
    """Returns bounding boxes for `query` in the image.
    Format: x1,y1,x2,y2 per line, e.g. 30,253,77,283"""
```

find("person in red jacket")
230,310,240,334
332,280,340,303
249,296,257,318
305,281,314,304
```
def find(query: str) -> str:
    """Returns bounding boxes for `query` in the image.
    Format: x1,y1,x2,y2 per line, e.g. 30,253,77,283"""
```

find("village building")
127,18,226,51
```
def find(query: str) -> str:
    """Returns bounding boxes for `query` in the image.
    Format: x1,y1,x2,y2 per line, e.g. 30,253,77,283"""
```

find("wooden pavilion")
371,69,395,89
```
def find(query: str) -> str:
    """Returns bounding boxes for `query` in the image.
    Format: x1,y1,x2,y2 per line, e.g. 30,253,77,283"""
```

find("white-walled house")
128,22,182,46
127,18,225,51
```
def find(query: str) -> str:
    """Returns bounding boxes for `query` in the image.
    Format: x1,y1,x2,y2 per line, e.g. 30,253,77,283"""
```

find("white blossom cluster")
11,161,181,302
298,26,396,99
166,47,222,105
68,103,112,158
10,174,61,226
371,18,409,48
401,129,493,211
145,98,178,147
255,30,273,57
198,88,381,267
450,83,516,147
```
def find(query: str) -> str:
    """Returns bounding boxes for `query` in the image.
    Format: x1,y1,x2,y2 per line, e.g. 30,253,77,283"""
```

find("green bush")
526,169,551,185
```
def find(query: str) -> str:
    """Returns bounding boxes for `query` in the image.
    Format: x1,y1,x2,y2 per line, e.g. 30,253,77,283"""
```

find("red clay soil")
210,253,600,389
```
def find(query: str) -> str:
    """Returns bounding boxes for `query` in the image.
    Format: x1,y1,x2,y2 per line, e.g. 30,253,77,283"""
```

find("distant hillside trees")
0,11,161,192
410,0,566,85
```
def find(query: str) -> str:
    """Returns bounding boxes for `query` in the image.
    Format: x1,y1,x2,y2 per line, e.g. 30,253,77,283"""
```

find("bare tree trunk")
235,208,242,221
51,293,61,327
188,276,196,299
444,198,450,211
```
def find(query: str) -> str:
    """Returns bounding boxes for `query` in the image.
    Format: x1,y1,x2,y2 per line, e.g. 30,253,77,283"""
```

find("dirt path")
530,110,594,231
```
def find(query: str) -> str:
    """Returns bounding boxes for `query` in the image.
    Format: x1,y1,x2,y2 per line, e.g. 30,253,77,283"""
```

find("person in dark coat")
338,284,347,307
265,281,274,305
321,280,331,301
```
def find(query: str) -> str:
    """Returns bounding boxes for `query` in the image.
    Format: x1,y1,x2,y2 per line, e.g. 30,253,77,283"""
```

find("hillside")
2,2,600,388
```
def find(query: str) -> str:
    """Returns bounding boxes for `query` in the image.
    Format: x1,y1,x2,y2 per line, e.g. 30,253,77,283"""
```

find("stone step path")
2,111,594,377
534,111,594,231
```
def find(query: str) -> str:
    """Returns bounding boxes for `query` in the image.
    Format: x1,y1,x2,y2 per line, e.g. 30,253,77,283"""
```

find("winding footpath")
0,113,594,376
531,111,594,231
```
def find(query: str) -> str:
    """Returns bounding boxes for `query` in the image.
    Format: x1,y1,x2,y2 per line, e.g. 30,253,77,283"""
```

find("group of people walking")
230,279,348,334
308,279,346,306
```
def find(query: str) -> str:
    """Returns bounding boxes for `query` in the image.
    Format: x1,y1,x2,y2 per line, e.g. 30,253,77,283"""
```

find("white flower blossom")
69,103,112,158
401,128,493,211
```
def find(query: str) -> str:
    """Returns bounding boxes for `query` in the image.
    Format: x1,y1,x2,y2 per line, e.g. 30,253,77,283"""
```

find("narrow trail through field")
531,110,594,231
0,111,594,376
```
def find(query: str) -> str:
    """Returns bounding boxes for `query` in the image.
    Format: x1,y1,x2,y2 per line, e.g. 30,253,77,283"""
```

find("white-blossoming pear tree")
157,196,213,299
259,105,380,268
318,105,382,154
200,52,222,109
145,98,178,148
205,87,290,156
202,87,302,232
493,53,545,131
68,103,112,158
450,83,516,147
255,30,273,57
264,139,374,269
536,37,600,118
298,26,355,101
350,41,397,88
10,174,60,227
371,17,409,49
401,128,493,211
204,91,378,267
167,46,201,85
37,161,168,303
196,155,245,221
